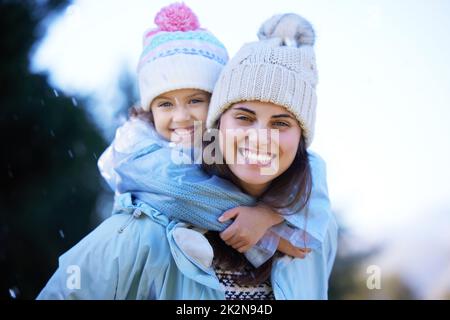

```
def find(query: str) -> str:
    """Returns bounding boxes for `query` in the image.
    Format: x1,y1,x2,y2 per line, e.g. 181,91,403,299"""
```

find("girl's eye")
158,102,172,108
189,99,204,104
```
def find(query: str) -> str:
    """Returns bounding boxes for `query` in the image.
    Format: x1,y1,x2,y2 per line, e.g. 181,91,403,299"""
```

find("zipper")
117,209,142,233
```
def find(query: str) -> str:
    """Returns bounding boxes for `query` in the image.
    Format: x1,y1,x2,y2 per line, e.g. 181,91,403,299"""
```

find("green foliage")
0,1,107,299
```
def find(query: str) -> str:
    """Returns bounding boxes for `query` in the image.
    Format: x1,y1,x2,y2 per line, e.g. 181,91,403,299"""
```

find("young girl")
37,4,335,300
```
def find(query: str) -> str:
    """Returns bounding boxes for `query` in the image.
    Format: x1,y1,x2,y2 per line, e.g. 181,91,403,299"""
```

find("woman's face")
150,88,210,145
219,101,302,196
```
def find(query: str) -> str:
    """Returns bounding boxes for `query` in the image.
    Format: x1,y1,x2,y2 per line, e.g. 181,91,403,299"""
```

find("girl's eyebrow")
187,92,208,99
154,96,171,101
156,93,207,101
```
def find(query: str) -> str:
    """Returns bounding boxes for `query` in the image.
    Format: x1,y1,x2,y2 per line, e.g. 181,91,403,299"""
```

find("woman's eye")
190,99,204,104
236,115,252,122
158,102,172,108
272,121,290,127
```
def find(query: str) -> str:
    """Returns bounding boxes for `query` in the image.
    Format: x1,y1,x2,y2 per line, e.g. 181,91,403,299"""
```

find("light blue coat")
37,170,338,300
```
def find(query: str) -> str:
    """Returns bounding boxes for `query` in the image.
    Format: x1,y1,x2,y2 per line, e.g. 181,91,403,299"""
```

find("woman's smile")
237,147,277,167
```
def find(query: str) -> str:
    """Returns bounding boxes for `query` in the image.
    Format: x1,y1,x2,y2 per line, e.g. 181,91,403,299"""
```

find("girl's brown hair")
202,120,312,286
129,105,154,123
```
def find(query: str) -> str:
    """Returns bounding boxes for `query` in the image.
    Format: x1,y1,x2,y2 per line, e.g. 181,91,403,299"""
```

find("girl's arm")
275,151,334,251
278,237,311,258
218,204,311,261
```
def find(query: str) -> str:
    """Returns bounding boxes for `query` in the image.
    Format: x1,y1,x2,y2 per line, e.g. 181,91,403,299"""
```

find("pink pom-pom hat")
137,2,228,111
154,3,200,32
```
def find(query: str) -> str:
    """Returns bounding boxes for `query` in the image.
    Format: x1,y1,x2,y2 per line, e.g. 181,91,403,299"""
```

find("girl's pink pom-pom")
154,3,200,32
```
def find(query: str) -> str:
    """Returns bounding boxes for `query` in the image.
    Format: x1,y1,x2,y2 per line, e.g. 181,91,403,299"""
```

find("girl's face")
150,89,210,145
219,101,302,197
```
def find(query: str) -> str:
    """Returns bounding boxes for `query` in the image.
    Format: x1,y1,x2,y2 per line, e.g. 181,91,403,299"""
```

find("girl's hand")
277,237,311,258
218,205,284,253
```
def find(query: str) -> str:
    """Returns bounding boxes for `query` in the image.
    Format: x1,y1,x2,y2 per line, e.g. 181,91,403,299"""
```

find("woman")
199,12,337,299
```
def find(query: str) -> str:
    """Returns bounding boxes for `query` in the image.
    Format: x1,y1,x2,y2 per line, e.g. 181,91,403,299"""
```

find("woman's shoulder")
307,150,327,171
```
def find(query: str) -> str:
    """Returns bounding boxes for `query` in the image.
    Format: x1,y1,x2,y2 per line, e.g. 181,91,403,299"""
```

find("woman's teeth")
239,148,274,165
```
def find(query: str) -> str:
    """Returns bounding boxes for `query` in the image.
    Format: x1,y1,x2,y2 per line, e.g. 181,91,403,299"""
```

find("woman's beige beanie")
206,13,318,147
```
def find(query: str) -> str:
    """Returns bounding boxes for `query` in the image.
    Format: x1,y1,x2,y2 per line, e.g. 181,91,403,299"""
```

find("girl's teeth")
174,128,193,135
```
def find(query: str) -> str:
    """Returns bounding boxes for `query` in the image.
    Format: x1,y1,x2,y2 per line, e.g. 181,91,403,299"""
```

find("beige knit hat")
206,13,318,147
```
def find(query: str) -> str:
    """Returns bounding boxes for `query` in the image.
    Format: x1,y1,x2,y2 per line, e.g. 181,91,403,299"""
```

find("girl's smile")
170,125,195,137
150,88,210,145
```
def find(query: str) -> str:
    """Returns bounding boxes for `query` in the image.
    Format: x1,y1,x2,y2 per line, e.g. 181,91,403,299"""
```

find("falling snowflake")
9,287,18,299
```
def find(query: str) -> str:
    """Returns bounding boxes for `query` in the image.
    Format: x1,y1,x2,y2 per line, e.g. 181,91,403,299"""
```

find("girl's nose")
172,104,191,122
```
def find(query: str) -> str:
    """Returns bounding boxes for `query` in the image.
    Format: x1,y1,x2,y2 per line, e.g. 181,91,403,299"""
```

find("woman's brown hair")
130,100,312,286
202,120,312,286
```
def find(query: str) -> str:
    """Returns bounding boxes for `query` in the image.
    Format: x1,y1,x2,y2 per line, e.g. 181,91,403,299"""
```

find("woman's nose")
245,124,278,150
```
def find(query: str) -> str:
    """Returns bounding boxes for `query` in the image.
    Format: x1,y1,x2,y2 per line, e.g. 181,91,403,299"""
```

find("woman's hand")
277,237,311,258
218,204,284,253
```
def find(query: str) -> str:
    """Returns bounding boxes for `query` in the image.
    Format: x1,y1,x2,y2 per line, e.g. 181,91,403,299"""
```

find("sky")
31,0,450,283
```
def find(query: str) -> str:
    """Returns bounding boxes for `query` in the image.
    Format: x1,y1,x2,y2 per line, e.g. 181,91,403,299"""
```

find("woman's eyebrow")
233,106,294,120
272,114,295,119
233,107,256,114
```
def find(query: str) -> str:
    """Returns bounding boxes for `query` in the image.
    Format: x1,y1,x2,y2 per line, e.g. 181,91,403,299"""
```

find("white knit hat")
137,3,229,111
206,13,318,147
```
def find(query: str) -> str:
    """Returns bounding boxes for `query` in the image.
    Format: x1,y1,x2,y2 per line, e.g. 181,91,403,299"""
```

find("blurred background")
1,0,449,299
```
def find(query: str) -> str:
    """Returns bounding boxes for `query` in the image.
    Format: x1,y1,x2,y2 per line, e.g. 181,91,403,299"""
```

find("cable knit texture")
206,13,318,147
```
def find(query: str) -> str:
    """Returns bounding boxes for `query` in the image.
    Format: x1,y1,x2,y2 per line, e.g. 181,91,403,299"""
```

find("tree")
0,0,107,299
